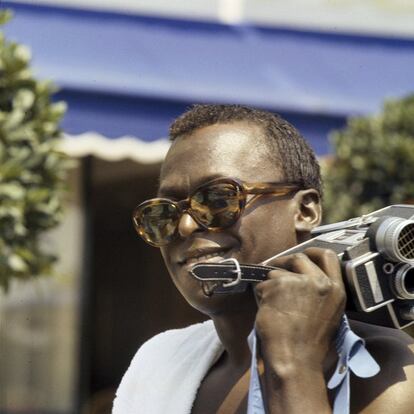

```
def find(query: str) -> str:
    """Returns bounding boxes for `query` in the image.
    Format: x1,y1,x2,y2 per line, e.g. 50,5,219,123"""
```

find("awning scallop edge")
60,132,170,164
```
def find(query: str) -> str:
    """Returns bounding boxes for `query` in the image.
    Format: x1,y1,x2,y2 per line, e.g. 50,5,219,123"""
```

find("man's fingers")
265,251,325,276
264,247,342,283
302,247,343,287
254,270,306,304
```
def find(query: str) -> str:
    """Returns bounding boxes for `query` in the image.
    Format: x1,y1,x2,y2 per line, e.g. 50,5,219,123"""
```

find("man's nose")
178,212,202,238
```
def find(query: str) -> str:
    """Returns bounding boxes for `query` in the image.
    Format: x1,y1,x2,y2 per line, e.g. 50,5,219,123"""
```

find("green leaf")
0,182,25,200
8,254,28,273
0,10,13,26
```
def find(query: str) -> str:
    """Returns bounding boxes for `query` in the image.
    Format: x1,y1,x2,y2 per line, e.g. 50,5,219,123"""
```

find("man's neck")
210,293,257,368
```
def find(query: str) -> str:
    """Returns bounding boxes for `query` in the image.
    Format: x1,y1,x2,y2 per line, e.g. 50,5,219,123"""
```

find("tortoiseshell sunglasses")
132,177,300,247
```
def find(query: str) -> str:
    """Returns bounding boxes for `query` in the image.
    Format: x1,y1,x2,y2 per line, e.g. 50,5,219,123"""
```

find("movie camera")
263,205,414,329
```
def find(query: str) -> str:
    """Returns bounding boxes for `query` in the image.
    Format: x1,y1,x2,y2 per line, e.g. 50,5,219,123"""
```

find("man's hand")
254,247,346,413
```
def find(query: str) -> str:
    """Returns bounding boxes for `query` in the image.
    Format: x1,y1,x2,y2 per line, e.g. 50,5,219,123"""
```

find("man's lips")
176,246,237,297
177,247,233,266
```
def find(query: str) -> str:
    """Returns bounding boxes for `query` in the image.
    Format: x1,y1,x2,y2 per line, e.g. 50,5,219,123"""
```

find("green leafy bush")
0,11,70,290
322,94,414,336
322,94,414,224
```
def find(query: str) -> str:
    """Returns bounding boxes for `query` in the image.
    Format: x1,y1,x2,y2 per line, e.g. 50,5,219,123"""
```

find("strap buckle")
219,258,242,287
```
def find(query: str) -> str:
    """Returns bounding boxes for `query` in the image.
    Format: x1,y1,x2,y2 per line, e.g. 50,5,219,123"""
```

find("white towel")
112,320,223,414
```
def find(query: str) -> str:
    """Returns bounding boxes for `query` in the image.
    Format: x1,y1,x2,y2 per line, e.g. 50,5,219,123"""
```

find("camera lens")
393,264,414,299
375,218,414,264
398,222,414,260
404,268,414,295
403,268,414,294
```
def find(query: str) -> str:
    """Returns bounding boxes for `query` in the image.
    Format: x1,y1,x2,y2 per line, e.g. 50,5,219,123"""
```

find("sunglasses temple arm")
245,194,262,208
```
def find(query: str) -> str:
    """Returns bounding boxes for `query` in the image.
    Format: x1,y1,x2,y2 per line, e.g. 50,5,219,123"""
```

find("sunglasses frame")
132,177,301,247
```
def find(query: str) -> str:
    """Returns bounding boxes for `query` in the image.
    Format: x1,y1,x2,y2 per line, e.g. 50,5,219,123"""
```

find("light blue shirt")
247,315,380,414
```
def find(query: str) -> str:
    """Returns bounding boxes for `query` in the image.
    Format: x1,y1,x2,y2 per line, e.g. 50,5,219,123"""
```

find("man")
113,105,414,413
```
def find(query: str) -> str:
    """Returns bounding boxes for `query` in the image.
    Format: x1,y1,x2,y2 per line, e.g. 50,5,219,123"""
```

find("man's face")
159,122,300,315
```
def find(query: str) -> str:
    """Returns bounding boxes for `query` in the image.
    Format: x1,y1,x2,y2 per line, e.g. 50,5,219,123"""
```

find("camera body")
263,205,414,329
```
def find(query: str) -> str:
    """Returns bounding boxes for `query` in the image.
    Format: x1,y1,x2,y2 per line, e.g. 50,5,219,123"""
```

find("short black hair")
169,104,322,197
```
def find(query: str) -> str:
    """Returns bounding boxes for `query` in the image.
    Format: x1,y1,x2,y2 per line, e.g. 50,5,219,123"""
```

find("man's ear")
292,189,322,237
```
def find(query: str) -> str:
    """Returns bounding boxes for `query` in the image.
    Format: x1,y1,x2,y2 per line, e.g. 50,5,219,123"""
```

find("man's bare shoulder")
349,320,414,414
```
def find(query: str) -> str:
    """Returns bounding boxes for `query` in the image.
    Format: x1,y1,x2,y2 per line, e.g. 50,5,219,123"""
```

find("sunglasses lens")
134,201,179,246
191,182,242,228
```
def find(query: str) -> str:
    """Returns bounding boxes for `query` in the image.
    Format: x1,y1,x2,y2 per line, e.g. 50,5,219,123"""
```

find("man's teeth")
186,253,225,265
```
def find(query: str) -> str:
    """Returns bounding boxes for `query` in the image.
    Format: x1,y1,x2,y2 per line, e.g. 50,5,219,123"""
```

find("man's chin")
190,287,256,318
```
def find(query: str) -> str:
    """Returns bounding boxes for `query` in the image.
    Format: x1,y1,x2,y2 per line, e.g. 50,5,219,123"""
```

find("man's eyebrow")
158,174,226,197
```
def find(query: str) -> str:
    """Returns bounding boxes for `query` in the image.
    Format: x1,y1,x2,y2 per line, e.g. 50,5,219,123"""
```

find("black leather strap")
189,262,275,284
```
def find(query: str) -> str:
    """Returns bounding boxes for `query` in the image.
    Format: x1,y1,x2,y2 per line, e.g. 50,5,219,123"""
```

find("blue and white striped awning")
3,1,414,160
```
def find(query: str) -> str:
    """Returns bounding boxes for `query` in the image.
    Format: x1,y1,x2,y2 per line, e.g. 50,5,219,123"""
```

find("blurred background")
1,1,414,413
